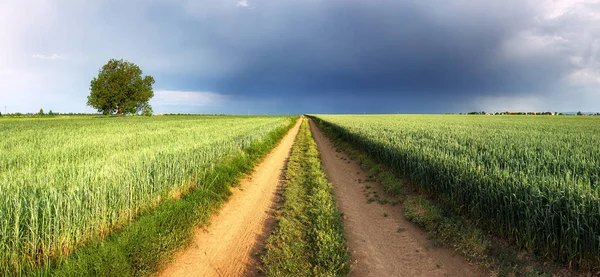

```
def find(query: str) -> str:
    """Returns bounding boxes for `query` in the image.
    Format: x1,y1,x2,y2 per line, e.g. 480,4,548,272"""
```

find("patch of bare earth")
309,119,488,277
159,119,301,277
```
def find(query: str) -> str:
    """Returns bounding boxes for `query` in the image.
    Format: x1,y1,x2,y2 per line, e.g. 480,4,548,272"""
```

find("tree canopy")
87,59,155,116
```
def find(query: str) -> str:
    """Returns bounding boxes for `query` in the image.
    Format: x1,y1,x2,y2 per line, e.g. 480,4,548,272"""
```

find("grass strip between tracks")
31,117,298,277
261,118,351,276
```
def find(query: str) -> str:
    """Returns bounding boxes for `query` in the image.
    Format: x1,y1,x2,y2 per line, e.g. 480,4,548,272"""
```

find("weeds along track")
0,116,296,276
311,114,600,270
261,118,351,276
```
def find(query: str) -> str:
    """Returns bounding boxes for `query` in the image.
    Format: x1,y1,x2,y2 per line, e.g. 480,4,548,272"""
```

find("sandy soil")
159,119,301,277
309,119,488,277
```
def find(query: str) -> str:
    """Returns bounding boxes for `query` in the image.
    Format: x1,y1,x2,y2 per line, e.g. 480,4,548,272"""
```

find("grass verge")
309,116,573,277
261,118,351,277
29,117,298,277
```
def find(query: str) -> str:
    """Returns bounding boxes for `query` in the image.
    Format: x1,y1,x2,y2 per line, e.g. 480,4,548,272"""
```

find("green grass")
261,118,350,277
311,114,600,270
404,196,490,263
0,115,296,276
403,195,562,276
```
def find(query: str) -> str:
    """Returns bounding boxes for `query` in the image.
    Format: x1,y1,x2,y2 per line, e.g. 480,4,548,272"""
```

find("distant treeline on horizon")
0,112,260,117
0,112,100,117
459,111,600,116
2,111,600,117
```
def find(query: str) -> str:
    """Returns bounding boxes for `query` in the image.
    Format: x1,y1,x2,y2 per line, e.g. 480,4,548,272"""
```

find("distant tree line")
0,111,101,117
458,111,600,116
0,112,233,117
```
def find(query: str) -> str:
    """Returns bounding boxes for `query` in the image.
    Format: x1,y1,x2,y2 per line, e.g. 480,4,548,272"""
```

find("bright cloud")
568,68,600,84
236,0,249,7
32,54,63,60
538,0,600,20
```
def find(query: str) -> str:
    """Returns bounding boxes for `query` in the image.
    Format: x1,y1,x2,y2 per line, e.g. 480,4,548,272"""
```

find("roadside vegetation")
261,118,351,276
0,115,296,276
310,115,590,276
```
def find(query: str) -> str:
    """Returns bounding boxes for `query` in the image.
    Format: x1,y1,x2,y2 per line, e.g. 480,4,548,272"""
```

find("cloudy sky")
1,0,599,114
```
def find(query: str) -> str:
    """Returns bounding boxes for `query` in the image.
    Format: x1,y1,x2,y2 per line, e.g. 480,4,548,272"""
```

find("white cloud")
496,0,600,111
32,54,63,60
568,68,600,84
236,0,253,8
537,0,600,20
152,90,228,107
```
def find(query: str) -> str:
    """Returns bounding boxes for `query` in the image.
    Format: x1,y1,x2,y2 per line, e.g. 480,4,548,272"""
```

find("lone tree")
87,59,155,116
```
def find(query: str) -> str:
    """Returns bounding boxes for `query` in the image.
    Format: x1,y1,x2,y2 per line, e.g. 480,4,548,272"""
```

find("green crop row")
311,114,600,269
262,118,350,276
0,115,294,275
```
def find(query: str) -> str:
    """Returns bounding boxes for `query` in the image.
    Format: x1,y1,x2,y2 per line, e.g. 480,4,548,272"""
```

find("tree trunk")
118,106,123,117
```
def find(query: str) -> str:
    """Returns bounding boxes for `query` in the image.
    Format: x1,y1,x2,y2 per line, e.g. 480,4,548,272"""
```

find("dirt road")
159,119,301,277
309,119,487,277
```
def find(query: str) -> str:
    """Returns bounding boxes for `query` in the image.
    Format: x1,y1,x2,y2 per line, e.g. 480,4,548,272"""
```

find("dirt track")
309,119,487,277
159,119,300,277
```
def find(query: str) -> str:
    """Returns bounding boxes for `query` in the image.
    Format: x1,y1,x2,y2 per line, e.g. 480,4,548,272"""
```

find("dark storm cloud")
172,1,572,100
5,0,598,114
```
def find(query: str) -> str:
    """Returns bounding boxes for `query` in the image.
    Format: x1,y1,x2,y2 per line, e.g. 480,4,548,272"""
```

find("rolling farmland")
313,114,600,268
0,115,294,274
3,113,598,276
